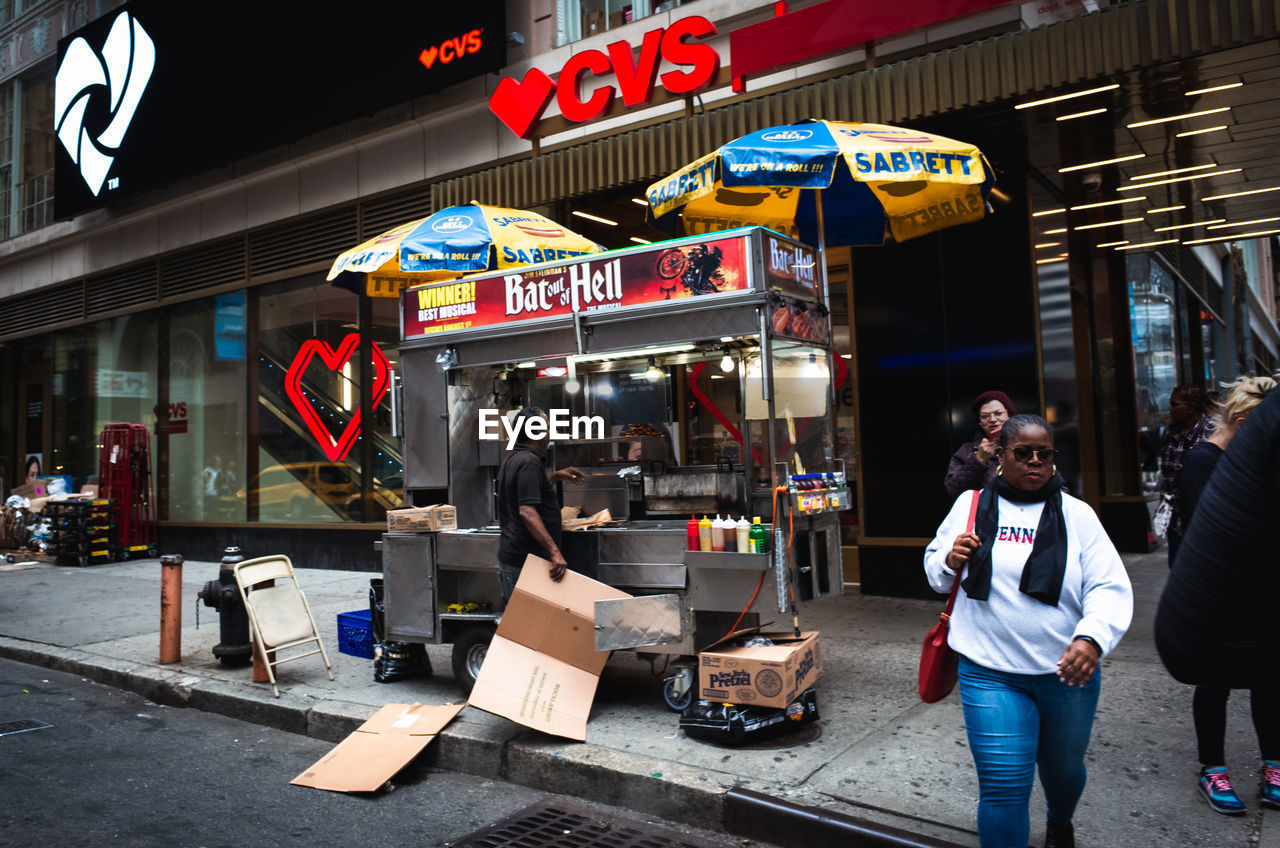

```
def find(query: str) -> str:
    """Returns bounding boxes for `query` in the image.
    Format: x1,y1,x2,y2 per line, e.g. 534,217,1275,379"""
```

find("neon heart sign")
285,334,390,462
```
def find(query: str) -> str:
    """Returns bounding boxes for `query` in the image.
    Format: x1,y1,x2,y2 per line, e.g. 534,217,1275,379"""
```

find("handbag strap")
942,489,982,618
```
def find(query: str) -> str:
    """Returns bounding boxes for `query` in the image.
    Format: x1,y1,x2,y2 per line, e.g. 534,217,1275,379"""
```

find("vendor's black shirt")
496,445,562,567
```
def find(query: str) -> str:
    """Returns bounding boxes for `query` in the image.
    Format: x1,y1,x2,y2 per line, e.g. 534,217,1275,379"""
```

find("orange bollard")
159,554,184,663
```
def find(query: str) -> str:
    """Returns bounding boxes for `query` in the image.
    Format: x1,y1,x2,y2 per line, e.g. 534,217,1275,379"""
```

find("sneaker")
1263,760,1280,809
1200,766,1247,814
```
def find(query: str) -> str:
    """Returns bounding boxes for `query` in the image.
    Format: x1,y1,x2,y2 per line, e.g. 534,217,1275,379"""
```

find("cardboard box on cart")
386,504,457,532
697,629,822,709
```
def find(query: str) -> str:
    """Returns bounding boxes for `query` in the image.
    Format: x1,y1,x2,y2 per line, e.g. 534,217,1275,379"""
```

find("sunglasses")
1006,446,1058,463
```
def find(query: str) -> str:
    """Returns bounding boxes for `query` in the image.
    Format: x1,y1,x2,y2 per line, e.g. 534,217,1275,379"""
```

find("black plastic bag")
680,687,819,745
369,578,432,682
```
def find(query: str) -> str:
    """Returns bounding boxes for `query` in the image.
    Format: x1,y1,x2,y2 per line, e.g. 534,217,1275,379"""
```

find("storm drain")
452,798,710,848
0,719,53,736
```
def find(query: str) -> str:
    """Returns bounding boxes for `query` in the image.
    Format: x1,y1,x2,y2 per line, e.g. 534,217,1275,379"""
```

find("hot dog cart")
381,226,848,708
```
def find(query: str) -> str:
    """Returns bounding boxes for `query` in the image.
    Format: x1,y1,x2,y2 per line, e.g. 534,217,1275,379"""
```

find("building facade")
1,0,1277,591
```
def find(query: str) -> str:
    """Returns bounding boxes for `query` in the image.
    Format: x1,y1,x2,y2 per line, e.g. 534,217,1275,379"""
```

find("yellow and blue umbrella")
328,203,604,297
645,119,994,246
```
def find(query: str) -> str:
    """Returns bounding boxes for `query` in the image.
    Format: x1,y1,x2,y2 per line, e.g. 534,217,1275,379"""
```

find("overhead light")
1127,107,1231,128
1182,228,1280,246
1059,153,1145,173
1015,83,1119,110
629,236,652,245
1070,198,1145,211
572,210,618,226
1184,82,1243,96
719,336,734,342
1176,125,1228,138
1201,185,1280,201
565,379,581,394
1116,239,1180,250
1130,164,1218,181
1073,217,1143,230
1152,219,1226,232
570,343,694,364
1097,240,1130,248
1056,108,1107,121
1118,169,1241,190
595,382,614,397
1035,242,1061,249
710,374,725,380
1146,205,1186,214
645,356,663,382
1042,227,1068,234
719,349,734,372
1032,208,1066,217
516,361,536,368
1206,217,1280,230
1035,255,1069,264
631,198,649,206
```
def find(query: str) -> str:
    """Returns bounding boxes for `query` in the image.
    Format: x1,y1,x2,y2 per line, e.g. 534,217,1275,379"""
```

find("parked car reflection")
239,462,402,521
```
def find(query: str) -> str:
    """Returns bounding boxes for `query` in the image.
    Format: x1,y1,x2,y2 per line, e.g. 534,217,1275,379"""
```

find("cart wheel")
451,624,496,695
661,666,695,712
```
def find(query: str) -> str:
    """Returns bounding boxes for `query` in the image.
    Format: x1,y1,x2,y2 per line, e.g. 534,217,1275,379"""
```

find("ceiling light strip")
1034,242,1061,248
1129,164,1218,181
1042,228,1068,234
1059,153,1145,173
1205,217,1280,230
1070,198,1145,211
1175,125,1228,138
1056,108,1106,121
1182,228,1280,246
1073,217,1144,231
1184,82,1243,96
1032,208,1067,217
1152,219,1225,232
1097,240,1130,248
1117,169,1242,191
1116,239,1180,250
572,210,618,226
1035,255,1070,264
1145,205,1186,214
1127,107,1231,128
1016,83,1119,110
1201,185,1280,201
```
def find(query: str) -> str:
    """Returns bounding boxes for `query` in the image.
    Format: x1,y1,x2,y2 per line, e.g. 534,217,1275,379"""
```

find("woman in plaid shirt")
1159,384,1209,566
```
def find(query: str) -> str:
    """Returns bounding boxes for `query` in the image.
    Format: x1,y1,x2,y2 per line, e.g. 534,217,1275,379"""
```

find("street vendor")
496,407,585,601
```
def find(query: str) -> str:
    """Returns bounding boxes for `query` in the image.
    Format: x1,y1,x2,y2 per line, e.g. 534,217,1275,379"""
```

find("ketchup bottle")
686,514,700,552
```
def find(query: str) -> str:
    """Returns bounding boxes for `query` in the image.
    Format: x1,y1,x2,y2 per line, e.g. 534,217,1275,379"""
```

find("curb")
0,636,964,847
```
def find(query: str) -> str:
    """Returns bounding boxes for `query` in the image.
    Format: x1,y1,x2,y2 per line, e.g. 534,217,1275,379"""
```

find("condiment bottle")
711,515,726,552
749,516,771,553
698,515,713,551
724,516,738,552
735,516,750,552
686,514,700,552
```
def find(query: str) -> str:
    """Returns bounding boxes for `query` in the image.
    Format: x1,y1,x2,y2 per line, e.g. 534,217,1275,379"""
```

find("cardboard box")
697,629,822,708
290,702,463,792
583,9,606,35
468,555,630,740
386,503,457,532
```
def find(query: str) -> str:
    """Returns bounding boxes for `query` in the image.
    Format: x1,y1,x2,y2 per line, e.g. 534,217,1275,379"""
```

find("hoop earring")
1053,464,1058,475
997,464,1003,477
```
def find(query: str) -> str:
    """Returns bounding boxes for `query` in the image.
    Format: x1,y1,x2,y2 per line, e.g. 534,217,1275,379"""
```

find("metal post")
159,554,184,663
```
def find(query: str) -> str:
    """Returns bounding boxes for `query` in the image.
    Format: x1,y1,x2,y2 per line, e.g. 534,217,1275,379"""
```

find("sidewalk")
0,549,1275,847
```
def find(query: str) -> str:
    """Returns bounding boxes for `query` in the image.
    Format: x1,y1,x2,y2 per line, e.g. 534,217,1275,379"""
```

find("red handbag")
918,490,981,703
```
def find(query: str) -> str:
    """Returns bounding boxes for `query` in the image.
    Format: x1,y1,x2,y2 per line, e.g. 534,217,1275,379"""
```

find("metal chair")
233,554,334,697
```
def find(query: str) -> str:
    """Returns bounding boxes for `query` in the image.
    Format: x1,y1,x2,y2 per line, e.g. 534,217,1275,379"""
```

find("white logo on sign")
761,130,813,142
54,11,155,197
432,215,473,234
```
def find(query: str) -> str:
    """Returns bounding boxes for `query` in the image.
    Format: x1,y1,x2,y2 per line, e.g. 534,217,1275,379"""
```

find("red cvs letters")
420,28,484,69
490,15,719,139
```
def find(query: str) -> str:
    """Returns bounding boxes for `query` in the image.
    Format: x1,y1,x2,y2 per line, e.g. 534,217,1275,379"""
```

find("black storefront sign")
54,1,505,219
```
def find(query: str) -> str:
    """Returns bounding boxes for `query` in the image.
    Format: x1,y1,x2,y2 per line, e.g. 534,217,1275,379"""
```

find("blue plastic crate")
337,609,374,659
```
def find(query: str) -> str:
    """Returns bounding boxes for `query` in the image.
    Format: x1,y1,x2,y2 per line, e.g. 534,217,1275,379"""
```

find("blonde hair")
1212,375,1277,429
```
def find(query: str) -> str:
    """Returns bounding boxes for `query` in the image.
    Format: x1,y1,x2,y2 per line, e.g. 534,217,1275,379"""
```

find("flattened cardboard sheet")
290,702,463,792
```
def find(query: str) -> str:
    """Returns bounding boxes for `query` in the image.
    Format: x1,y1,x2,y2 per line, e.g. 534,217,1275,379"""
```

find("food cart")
381,226,848,708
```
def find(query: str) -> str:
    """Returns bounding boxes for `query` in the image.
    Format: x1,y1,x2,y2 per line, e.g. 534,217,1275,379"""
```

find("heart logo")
489,67,556,139
285,334,390,462
419,46,438,69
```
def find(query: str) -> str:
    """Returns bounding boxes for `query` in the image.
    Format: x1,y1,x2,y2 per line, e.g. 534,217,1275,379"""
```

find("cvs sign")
490,15,719,139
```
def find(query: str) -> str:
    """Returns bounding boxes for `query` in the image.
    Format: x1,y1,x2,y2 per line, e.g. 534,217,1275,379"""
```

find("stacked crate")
46,499,116,566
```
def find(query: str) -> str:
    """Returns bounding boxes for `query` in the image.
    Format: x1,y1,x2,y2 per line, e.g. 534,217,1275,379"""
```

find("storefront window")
165,294,249,522
1128,253,1180,496
555,0,660,45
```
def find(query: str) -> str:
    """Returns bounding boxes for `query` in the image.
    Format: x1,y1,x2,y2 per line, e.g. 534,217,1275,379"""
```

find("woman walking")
925,414,1133,848
1159,384,1209,566
1173,376,1280,814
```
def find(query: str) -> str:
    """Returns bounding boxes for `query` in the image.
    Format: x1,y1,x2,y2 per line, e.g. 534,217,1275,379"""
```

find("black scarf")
961,476,1068,606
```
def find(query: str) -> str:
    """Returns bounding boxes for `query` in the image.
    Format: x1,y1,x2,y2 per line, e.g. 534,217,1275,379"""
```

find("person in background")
944,391,1014,499
1171,376,1279,815
1159,384,1209,566
926,414,1133,848
24,456,40,485
495,407,584,603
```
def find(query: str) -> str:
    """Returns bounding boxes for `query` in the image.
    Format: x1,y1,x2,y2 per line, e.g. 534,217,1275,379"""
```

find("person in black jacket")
944,390,1014,499
1170,376,1279,815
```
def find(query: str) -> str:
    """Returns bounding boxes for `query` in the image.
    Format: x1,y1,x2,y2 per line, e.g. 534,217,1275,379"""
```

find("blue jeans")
497,561,522,603
958,655,1101,848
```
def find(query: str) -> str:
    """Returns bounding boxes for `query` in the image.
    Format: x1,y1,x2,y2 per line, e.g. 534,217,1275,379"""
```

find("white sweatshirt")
923,490,1133,675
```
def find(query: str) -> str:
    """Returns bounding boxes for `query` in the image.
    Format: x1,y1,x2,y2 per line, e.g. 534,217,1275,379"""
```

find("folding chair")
233,554,334,697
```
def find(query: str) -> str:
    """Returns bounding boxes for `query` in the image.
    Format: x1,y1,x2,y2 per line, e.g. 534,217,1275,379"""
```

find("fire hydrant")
197,546,252,667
